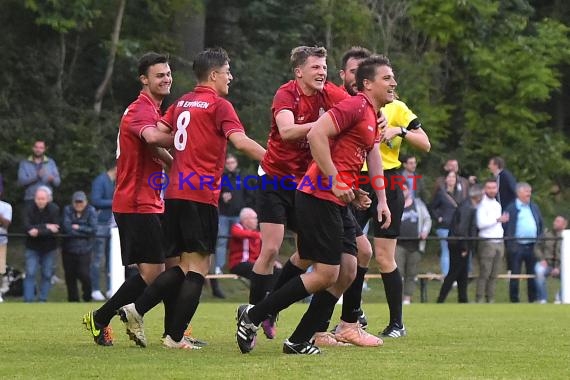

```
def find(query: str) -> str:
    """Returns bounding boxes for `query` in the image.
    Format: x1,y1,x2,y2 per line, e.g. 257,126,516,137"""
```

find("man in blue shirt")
504,182,543,303
18,141,61,206
90,166,116,301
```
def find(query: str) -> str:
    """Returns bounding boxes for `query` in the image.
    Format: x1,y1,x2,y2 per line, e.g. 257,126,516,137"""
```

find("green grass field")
1,301,569,379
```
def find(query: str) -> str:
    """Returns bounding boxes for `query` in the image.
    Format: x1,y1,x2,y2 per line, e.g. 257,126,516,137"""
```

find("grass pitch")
1,302,569,379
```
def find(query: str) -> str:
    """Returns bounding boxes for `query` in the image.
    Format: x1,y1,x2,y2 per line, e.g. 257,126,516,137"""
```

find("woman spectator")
430,171,462,276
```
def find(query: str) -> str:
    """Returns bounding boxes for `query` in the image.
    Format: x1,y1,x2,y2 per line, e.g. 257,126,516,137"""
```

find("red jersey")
299,93,381,206
260,80,348,181
228,223,262,269
161,86,245,206
113,91,164,214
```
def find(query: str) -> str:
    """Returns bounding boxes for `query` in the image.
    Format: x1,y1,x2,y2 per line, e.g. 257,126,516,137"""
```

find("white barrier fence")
562,230,569,304
109,228,570,304
108,227,125,296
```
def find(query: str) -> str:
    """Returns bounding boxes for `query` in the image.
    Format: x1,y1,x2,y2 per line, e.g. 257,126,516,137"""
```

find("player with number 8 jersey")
117,48,265,350
160,88,245,205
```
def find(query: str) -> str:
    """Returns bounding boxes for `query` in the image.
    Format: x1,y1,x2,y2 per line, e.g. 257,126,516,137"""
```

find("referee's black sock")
94,274,146,327
272,259,305,292
248,275,309,326
168,271,205,342
135,266,185,316
289,290,338,343
249,272,274,305
381,267,403,327
341,266,368,323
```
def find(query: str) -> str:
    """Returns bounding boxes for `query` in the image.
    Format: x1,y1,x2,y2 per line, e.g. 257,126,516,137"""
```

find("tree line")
1,0,569,227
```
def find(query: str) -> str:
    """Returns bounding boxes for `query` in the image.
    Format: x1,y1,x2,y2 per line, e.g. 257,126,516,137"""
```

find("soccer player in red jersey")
83,52,175,346
236,55,394,355
118,48,266,350
317,47,430,341
249,46,347,338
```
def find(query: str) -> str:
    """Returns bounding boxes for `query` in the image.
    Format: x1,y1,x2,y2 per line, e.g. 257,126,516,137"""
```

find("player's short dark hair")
138,52,169,77
355,55,391,91
193,47,230,82
484,178,497,185
290,46,327,71
341,46,372,70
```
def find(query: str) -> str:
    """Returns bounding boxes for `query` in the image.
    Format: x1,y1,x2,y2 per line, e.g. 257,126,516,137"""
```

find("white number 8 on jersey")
174,110,191,151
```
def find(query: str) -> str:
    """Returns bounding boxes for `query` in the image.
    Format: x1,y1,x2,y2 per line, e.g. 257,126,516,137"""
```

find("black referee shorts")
353,169,405,239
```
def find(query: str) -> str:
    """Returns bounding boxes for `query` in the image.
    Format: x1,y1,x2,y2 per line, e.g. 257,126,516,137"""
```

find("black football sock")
248,275,310,326
134,266,185,316
289,290,338,343
249,271,274,304
168,271,205,342
381,268,403,327
272,259,305,292
161,269,185,335
94,274,146,327
341,266,368,323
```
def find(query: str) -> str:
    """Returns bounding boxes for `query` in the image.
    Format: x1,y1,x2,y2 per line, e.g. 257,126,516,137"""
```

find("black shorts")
349,206,364,238
256,175,297,232
163,199,218,257
353,169,405,239
113,212,165,266
295,191,357,265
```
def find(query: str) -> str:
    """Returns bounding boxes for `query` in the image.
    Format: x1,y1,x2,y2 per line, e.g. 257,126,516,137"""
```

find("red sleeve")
323,82,350,108
126,105,158,139
215,99,245,138
159,104,176,132
231,223,261,239
328,97,363,134
272,86,296,117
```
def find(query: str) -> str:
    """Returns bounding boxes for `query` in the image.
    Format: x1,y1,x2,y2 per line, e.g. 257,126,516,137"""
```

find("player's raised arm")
275,110,314,141
228,132,266,162
141,126,174,148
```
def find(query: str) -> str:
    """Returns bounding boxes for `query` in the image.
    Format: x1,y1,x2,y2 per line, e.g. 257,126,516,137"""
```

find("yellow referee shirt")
361,99,418,171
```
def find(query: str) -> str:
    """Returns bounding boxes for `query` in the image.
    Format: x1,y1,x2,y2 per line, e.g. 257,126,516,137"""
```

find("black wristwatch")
399,126,408,138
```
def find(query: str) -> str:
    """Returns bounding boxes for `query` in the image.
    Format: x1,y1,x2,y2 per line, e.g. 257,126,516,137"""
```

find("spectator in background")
433,159,470,202
22,186,60,302
62,191,97,302
229,207,282,282
210,154,248,299
534,215,567,304
475,179,509,303
90,165,116,301
400,154,426,201
0,185,13,302
395,183,431,304
504,182,543,303
488,156,517,210
430,170,461,276
17,140,61,206
437,184,483,303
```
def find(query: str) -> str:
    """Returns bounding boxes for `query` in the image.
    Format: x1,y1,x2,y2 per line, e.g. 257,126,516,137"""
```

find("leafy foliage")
1,0,569,225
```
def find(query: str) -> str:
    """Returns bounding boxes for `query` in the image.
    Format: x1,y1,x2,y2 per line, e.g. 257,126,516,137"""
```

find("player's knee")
260,245,280,261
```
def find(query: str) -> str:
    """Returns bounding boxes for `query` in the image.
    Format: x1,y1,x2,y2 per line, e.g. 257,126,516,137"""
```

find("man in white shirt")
475,179,509,303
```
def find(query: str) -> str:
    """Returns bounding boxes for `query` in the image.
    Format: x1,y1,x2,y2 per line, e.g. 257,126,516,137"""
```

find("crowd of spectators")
0,141,566,304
